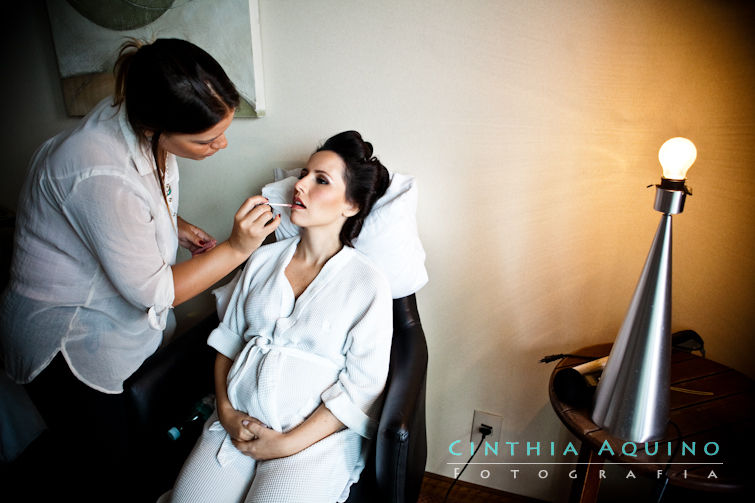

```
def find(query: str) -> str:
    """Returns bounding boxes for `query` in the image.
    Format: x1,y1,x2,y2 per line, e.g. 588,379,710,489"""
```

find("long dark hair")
317,131,390,247
113,38,240,211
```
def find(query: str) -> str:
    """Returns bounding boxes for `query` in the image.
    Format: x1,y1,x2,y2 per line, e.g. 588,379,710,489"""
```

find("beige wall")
2,1,753,501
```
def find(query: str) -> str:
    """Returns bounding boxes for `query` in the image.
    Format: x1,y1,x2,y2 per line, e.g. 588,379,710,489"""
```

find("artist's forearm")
171,241,247,305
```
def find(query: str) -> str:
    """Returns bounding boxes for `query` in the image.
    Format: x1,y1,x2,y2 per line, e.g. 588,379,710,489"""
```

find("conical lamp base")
591,214,672,443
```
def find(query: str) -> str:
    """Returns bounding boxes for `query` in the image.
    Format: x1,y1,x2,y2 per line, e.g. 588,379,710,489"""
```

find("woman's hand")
217,401,259,442
177,216,217,256
228,196,281,258
214,354,261,442
231,422,295,461
232,404,345,461
170,199,277,305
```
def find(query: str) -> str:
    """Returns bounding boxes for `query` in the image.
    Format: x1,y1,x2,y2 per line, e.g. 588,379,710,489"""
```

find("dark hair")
317,131,390,247
113,38,240,211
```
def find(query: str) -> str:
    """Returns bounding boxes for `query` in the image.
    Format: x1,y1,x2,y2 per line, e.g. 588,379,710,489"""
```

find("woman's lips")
292,197,306,209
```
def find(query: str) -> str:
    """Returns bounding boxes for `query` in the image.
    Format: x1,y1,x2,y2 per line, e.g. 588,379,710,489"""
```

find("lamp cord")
655,420,682,503
539,353,599,363
443,432,489,503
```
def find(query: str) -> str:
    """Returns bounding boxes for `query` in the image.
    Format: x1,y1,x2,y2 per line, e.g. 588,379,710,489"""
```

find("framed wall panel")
47,0,265,117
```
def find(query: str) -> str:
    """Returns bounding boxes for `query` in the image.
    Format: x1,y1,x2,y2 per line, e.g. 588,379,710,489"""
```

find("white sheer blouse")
0,98,178,393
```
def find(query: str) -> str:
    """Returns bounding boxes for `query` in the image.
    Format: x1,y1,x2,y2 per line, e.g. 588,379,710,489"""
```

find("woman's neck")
295,228,343,268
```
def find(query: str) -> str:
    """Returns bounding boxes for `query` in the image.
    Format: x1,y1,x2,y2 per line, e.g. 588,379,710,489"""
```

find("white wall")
2,1,754,501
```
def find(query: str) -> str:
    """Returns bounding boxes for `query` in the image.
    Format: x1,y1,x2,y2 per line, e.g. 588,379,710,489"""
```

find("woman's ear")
342,201,359,218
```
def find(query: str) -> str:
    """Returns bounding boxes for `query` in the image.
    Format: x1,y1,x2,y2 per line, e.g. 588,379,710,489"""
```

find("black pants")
20,353,135,502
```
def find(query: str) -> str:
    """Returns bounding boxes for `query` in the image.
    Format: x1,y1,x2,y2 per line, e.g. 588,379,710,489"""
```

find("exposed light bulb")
658,137,696,180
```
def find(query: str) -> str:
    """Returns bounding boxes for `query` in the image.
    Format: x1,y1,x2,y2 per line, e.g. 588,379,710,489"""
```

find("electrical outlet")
470,409,503,446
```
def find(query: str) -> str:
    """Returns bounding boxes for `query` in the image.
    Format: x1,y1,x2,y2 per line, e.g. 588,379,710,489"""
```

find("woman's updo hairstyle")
318,131,390,247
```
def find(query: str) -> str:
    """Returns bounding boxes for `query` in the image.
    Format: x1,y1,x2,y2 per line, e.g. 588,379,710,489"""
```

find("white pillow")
262,169,428,299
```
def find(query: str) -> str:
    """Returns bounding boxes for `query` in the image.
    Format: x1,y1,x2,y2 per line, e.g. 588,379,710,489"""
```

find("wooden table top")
548,344,754,494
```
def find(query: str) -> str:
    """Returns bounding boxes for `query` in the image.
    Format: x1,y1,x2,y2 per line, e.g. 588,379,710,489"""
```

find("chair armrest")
375,295,429,503
124,313,218,434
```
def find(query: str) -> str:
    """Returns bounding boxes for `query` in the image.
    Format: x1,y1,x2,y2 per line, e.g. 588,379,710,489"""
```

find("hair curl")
317,131,390,247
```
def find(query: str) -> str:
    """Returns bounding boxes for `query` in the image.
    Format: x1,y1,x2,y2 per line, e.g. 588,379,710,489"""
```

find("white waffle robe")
171,237,393,503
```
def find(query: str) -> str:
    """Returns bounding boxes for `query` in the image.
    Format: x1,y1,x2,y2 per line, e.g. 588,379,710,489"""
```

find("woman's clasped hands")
234,421,294,461
218,401,292,461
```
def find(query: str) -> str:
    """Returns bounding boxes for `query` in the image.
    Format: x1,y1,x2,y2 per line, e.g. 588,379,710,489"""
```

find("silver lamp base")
591,186,685,442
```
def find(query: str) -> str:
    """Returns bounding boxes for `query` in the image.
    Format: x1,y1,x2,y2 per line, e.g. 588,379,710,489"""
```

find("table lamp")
591,137,696,443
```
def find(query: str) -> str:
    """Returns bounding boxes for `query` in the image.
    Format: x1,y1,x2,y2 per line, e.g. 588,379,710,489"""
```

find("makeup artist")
0,38,279,500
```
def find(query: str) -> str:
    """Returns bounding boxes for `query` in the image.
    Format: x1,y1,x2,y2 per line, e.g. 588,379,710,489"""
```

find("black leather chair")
345,294,428,503
123,314,219,501
124,294,428,503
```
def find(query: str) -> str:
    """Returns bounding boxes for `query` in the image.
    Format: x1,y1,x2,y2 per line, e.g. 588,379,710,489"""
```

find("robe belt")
251,336,345,370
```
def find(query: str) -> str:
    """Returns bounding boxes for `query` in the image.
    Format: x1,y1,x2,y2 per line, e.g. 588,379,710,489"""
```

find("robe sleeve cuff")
207,322,244,360
321,384,377,439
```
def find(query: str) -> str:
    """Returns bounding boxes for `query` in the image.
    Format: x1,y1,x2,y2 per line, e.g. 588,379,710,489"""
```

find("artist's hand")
232,422,294,461
177,216,217,256
228,196,280,258
217,402,259,442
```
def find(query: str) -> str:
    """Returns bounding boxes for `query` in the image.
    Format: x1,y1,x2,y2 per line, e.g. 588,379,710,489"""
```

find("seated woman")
170,131,393,503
